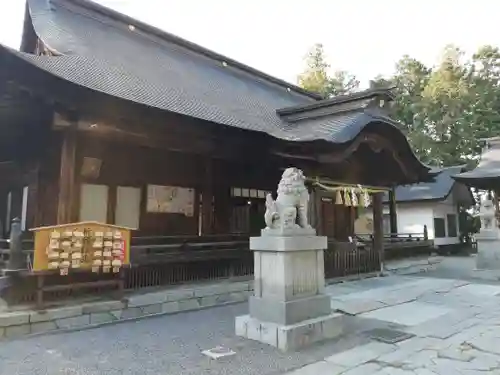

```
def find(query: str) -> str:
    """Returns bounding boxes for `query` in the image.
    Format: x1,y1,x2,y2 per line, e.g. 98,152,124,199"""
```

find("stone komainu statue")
479,198,497,231
264,167,312,232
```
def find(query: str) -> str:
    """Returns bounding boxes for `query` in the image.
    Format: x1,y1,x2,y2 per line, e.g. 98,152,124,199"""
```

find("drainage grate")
201,346,236,360
366,328,415,344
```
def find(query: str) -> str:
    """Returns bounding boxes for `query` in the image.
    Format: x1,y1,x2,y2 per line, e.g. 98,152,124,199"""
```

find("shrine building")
0,0,432,246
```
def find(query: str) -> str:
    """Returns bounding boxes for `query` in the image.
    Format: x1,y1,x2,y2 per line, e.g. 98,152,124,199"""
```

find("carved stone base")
237,233,334,350
249,294,331,326
260,226,317,237
235,313,344,352
476,235,500,270
250,235,327,252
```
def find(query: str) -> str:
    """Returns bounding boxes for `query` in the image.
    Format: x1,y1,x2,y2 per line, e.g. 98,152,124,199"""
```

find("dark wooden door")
321,198,335,237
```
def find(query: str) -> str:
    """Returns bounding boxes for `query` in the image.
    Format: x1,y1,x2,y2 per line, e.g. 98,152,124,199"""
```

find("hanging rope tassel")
351,189,359,207
335,190,343,205
363,191,371,207
344,189,352,206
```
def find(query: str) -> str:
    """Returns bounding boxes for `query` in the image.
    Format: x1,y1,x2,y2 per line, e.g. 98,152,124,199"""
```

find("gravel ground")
0,302,386,375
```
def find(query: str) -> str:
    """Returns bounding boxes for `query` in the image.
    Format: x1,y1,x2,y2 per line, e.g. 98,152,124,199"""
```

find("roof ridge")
43,0,322,100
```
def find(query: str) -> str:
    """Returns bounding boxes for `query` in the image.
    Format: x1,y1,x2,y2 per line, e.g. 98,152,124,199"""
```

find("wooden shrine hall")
0,0,434,295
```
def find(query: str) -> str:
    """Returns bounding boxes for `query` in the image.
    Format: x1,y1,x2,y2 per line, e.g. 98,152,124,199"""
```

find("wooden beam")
54,117,273,163
57,118,78,224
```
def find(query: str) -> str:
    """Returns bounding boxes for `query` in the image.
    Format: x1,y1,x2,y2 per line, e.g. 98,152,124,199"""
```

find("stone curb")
384,256,444,275
15,298,247,342
0,280,253,341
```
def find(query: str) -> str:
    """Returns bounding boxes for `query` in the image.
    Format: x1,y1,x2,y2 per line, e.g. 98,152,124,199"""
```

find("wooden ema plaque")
31,221,132,275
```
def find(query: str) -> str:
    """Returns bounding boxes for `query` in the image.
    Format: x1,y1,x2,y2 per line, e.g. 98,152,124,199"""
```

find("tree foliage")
298,43,500,167
297,43,359,97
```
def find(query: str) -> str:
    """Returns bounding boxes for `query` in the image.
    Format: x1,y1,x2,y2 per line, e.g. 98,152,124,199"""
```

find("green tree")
371,56,434,163
418,45,471,166
377,45,500,167
329,70,360,96
298,43,359,97
298,43,500,168
466,45,500,156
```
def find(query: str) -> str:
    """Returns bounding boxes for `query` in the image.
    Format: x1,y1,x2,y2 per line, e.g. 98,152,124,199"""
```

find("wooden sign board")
30,221,132,273
146,185,194,216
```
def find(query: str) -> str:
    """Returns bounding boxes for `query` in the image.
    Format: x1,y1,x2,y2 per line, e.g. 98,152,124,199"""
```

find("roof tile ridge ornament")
276,87,395,116
263,167,316,237
25,0,66,56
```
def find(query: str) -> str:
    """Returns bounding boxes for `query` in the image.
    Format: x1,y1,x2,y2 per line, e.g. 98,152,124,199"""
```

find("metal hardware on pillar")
6,217,24,272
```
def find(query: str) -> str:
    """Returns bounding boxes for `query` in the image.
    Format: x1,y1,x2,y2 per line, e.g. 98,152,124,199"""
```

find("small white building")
361,166,475,248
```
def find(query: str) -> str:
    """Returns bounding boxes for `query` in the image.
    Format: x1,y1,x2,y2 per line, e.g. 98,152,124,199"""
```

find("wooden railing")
125,234,253,290
324,240,380,278
355,231,433,259
1,221,382,306
0,239,35,270
0,239,9,269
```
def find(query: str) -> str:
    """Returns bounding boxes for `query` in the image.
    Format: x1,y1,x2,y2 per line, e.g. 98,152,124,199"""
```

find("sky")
1,0,500,88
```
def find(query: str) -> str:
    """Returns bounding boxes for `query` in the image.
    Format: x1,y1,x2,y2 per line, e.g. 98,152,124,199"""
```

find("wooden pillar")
314,189,323,235
213,187,230,234
372,192,384,273
388,187,398,236
56,120,78,224
308,186,317,228
201,158,214,235
25,165,40,230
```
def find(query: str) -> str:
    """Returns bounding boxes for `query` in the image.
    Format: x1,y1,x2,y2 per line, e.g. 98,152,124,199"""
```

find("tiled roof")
453,141,500,189
386,166,466,203
1,0,430,165
21,0,316,140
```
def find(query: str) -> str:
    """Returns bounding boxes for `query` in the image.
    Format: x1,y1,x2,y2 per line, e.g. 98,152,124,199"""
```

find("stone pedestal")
235,228,343,351
476,229,500,270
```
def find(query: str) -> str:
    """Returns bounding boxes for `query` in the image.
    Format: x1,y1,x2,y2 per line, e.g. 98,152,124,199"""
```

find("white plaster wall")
392,204,434,239
361,198,460,246
361,204,433,237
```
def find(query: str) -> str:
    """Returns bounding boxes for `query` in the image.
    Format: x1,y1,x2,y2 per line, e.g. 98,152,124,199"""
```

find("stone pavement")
3,267,500,374
287,275,500,374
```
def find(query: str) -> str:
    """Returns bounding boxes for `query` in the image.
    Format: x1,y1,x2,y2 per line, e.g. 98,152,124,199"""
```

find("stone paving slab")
451,283,500,297
330,299,386,315
286,361,347,375
286,274,500,375
360,302,454,327
325,341,396,367
4,271,500,375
